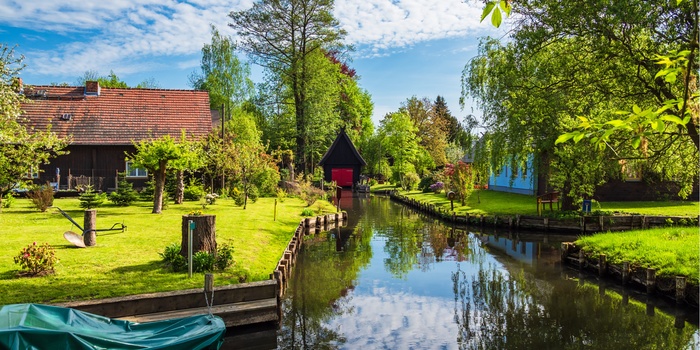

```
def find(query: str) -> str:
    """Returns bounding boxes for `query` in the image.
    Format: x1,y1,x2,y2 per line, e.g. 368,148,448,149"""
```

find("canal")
273,193,698,349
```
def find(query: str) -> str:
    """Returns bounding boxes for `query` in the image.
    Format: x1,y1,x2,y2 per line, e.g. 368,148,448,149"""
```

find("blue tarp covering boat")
0,303,225,349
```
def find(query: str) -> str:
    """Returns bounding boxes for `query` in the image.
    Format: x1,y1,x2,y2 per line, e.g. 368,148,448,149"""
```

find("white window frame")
25,167,39,179
125,161,148,178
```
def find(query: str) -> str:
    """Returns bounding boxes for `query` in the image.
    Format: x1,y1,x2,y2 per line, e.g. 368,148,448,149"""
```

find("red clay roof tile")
19,85,213,145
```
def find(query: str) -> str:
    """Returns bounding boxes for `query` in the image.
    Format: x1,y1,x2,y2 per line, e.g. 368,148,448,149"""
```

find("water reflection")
279,195,699,349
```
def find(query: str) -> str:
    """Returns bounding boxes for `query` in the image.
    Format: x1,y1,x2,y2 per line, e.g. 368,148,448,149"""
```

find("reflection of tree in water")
452,263,697,349
279,218,374,349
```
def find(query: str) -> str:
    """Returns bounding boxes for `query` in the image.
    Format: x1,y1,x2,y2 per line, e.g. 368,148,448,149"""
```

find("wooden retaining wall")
560,243,699,310
389,192,699,234
57,279,278,328
272,211,347,297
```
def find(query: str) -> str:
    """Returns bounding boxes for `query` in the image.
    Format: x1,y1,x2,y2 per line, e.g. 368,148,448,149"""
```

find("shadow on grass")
111,260,162,274
0,269,19,281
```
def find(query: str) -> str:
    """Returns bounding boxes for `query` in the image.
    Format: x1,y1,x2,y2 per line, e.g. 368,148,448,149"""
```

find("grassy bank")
384,188,699,217
0,197,335,305
575,228,700,283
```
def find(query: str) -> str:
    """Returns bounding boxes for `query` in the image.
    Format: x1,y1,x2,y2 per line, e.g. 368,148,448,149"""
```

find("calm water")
276,193,699,349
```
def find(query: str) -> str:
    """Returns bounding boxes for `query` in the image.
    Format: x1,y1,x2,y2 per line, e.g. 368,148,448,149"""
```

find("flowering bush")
429,181,444,193
13,242,58,276
204,193,218,205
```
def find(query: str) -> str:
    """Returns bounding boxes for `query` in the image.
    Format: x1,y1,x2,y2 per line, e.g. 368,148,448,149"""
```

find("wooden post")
598,254,606,276
599,216,604,232
578,249,585,270
646,268,656,294
675,276,686,304
544,217,549,231
83,209,97,247
204,273,214,293
180,215,216,257
622,261,630,285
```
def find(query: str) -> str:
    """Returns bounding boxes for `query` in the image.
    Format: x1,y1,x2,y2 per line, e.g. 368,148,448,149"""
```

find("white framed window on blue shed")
125,161,148,178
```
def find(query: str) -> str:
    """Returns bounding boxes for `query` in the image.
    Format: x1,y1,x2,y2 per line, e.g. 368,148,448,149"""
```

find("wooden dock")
57,279,279,328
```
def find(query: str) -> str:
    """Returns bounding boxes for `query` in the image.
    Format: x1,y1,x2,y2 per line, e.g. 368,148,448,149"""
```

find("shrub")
139,178,155,201
192,251,216,273
418,175,436,193
184,179,206,201
215,244,234,271
276,188,287,203
2,192,16,209
159,243,186,272
109,175,138,206
232,185,258,207
204,193,218,205
254,166,281,197
27,184,54,212
301,208,315,217
401,172,420,190
429,181,444,193
13,242,58,276
79,185,106,209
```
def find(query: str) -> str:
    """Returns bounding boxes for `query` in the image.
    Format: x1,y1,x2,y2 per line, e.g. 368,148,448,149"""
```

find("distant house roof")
318,129,367,166
19,82,213,145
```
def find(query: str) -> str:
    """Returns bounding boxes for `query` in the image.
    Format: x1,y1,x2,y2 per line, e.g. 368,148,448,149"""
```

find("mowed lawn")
0,197,335,305
391,189,699,217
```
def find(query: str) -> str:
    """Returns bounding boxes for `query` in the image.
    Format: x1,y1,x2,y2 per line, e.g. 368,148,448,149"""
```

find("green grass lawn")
0,197,335,305
391,188,699,217
576,228,699,283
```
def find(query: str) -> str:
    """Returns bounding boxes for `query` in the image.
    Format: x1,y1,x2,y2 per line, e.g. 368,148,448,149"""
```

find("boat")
0,303,225,350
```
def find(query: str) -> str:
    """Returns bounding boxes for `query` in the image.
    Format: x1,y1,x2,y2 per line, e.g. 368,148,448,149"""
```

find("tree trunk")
175,170,184,204
180,215,216,257
152,161,167,214
83,209,97,247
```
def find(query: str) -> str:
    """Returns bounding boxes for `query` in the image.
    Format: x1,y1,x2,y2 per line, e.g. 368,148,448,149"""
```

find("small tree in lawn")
127,134,195,214
109,173,138,206
79,185,106,209
445,161,476,206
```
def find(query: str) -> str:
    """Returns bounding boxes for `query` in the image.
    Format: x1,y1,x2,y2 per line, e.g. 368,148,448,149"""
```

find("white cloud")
1,0,499,80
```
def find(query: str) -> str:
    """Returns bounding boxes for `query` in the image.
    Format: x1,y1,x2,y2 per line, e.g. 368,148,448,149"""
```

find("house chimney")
85,80,101,96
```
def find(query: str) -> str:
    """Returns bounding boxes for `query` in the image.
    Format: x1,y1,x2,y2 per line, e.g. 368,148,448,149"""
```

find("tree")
75,70,128,88
433,95,466,146
127,134,197,213
399,96,449,166
477,0,699,200
444,161,475,206
0,45,67,209
190,25,254,122
379,111,422,186
229,0,347,174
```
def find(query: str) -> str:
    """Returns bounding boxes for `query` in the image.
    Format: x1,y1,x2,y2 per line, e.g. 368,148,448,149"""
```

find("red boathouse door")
331,168,353,187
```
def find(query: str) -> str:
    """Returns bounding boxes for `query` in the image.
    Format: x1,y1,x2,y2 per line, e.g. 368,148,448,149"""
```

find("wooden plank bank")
560,243,699,311
389,192,699,234
273,211,347,296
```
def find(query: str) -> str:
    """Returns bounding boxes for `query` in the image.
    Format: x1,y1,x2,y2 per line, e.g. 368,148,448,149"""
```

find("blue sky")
0,0,507,125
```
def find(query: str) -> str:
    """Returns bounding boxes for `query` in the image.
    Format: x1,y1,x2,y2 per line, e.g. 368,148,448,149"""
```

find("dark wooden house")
19,81,212,191
318,129,366,188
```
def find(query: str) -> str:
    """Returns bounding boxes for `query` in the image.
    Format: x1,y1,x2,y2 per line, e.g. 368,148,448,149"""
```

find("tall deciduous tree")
0,45,67,209
229,0,347,174
190,25,254,122
400,96,449,166
379,111,422,186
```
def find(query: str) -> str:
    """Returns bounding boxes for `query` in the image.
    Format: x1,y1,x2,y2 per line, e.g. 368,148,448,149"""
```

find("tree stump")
181,215,216,257
83,209,97,247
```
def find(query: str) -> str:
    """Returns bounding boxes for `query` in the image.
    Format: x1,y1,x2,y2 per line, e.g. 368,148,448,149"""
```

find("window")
25,167,39,179
125,161,148,178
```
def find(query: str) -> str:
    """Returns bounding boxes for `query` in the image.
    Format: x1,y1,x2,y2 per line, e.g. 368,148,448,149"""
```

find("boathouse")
318,129,366,188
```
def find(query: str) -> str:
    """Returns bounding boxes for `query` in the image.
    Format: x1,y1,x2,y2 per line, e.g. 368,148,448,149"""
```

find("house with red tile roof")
19,81,213,191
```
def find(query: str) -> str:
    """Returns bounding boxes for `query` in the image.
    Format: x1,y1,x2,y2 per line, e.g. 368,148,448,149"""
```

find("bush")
401,172,420,190
140,178,155,201
276,188,287,203
232,185,258,207
254,166,281,197
2,192,16,209
159,243,186,272
79,185,106,209
429,181,444,193
193,251,216,273
215,244,234,271
204,193,218,205
418,175,436,193
13,242,58,276
184,179,206,201
27,184,54,212
110,175,138,206
301,208,315,216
